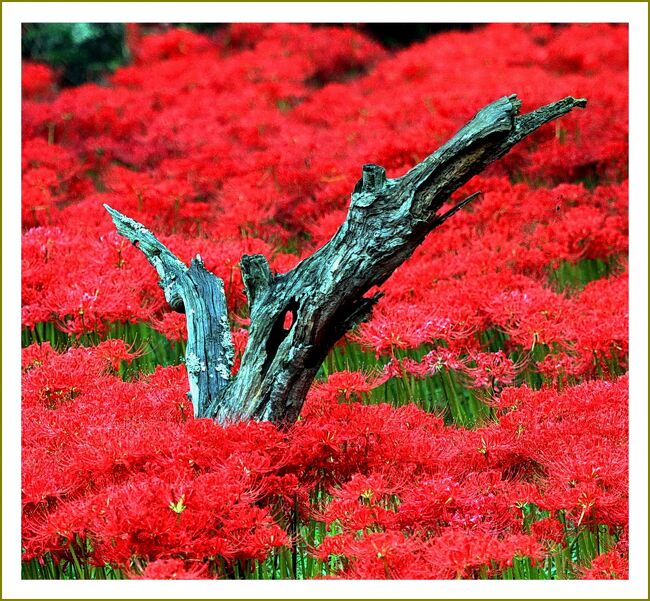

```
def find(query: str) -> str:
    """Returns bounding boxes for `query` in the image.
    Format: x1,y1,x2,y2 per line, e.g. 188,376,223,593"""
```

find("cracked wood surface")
106,94,586,425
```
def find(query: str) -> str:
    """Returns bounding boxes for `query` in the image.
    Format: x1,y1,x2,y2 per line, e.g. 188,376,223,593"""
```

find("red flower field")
21,23,628,580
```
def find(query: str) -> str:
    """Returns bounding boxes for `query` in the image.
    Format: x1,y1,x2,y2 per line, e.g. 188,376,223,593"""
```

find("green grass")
22,321,186,379
547,256,622,294
22,537,124,580
22,516,618,580
321,342,478,425
20,256,626,579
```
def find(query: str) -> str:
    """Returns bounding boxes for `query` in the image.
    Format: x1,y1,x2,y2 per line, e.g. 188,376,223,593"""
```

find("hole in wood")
260,299,299,380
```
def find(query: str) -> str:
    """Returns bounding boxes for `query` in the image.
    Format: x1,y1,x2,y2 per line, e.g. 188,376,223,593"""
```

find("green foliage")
22,321,185,379
22,23,128,86
548,256,622,293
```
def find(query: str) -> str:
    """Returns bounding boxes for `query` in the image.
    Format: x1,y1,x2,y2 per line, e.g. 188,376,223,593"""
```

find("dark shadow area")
22,23,127,86
354,23,478,47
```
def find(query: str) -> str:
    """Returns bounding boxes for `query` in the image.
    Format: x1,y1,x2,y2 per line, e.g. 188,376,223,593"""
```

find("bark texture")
105,94,586,425
103,207,233,418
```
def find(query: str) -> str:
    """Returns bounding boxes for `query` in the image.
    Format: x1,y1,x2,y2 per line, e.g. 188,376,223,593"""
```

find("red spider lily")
150,312,188,342
580,548,629,580
22,62,55,100
464,350,525,391
21,22,628,579
312,370,386,404
132,557,210,580
21,342,627,575
427,530,545,579
530,516,566,547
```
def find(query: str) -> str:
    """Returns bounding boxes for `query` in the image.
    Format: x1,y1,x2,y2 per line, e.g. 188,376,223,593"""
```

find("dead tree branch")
106,94,586,425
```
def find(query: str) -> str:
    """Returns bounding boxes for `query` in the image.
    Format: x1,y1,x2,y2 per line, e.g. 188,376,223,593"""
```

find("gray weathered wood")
103,206,233,418
105,94,586,425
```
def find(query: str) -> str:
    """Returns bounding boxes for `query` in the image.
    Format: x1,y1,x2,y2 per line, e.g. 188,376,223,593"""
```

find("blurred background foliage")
22,23,476,87
22,23,128,86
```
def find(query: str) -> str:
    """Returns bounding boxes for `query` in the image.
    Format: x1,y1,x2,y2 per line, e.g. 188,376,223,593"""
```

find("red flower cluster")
22,62,55,101
21,23,628,580
21,343,628,578
22,343,289,573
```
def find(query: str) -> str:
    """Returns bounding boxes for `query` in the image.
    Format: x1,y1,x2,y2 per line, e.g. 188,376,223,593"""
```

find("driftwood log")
105,94,586,425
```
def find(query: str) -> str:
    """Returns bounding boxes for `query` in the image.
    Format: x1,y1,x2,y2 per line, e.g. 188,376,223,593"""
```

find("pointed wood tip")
103,203,118,217
103,203,128,227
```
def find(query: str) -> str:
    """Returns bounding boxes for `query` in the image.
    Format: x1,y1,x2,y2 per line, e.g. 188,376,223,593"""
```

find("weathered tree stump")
105,94,586,425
